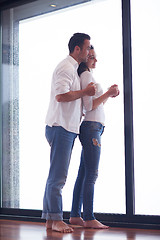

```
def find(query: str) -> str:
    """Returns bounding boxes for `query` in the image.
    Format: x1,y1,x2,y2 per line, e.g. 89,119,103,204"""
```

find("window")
131,0,160,215
1,0,125,214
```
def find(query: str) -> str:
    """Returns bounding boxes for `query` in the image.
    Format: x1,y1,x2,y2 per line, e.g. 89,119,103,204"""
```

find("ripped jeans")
70,121,104,221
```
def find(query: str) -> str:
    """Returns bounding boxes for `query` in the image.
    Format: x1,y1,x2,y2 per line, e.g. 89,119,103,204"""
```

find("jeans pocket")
89,122,103,133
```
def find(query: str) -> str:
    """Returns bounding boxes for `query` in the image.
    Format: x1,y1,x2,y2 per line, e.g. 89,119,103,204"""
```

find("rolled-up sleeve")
55,66,73,95
80,71,93,112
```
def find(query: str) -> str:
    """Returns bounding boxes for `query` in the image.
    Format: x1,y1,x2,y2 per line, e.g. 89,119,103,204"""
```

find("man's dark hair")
68,33,90,54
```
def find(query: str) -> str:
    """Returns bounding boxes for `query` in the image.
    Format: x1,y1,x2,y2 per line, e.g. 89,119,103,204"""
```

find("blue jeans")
70,121,104,221
42,125,77,220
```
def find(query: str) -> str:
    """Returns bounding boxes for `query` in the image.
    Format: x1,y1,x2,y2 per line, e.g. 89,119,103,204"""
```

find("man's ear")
75,45,80,52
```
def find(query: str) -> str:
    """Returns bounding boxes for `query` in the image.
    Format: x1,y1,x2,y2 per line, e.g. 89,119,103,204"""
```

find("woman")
69,46,119,229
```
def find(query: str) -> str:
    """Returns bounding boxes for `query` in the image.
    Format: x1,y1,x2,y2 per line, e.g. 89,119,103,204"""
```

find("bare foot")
52,220,73,233
69,217,84,226
84,219,109,229
46,220,53,229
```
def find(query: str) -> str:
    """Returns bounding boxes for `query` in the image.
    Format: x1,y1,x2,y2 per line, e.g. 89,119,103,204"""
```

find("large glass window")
1,0,125,214
131,0,160,215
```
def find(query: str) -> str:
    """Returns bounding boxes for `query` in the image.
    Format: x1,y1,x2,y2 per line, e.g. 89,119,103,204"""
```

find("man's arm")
56,82,96,102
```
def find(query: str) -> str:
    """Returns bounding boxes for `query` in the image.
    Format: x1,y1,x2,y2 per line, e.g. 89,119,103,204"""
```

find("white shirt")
45,56,82,134
80,71,105,125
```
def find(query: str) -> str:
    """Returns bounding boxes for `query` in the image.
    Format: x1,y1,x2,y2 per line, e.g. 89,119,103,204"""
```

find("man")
42,33,95,233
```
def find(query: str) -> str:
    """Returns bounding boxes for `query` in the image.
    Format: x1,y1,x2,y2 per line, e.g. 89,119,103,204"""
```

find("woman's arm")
92,84,119,110
80,71,95,111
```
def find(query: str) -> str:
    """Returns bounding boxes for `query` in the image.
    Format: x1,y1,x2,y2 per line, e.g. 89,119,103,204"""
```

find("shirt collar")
67,55,79,70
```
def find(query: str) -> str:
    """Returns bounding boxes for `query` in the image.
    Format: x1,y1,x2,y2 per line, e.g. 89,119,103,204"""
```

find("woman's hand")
108,84,120,98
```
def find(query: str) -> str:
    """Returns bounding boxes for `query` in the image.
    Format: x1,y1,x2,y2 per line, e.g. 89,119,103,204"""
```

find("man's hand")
84,82,96,96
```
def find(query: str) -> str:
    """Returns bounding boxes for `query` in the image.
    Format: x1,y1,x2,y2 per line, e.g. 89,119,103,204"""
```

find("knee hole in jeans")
92,138,101,147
